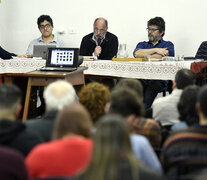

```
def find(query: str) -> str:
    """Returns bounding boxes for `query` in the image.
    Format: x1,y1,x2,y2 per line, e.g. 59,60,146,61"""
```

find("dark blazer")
26,110,58,142
0,119,43,156
79,32,118,60
0,46,16,59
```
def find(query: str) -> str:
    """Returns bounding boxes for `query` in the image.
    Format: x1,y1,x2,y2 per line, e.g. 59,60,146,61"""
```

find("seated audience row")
161,85,207,180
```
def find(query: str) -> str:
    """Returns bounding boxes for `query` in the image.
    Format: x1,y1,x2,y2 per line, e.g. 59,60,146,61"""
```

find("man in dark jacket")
80,17,118,60
0,84,42,156
25,80,78,142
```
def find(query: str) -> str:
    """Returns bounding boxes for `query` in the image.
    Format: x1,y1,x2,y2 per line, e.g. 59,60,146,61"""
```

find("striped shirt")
195,41,207,60
161,125,207,176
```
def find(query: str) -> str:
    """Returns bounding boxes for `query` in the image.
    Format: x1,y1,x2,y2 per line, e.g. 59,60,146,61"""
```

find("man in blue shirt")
133,17,174,109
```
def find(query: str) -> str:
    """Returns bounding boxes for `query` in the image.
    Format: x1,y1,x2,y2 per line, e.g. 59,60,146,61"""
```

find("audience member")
152,69,195,127
76,113,164,180
78,82,110,124
0,84,42,156
26,80,77,142
171,85,200,130
108,87,161,149
26,15,65,56
115,78,143,100
195,41,207,60
26,104,93,179
161,85,207,180
133,17,174,109
79,81,162,172
80,17,118,60
0,146,29,180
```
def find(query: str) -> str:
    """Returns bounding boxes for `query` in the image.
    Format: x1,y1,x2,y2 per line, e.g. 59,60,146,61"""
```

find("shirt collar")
148,38,164,45
38,34,56,43
92,33,107,45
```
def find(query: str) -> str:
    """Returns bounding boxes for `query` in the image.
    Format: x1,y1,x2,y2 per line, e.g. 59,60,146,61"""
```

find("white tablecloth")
0,59,46,74
82,60,193,80
0,59,193,80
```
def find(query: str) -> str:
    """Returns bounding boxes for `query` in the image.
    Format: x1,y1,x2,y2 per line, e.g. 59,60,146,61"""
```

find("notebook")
40,47,79,71
33,45,56,59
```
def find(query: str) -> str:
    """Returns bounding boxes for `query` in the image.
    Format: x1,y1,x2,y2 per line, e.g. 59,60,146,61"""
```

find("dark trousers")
141,80,168,109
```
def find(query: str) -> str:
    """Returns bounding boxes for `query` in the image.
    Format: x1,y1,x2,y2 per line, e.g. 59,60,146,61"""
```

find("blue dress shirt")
133,39,174,57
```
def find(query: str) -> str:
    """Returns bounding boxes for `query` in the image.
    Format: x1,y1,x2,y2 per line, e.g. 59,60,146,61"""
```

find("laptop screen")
47,48,79,68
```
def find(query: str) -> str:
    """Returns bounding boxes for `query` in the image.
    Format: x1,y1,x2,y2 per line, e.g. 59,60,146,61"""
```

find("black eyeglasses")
146,28,159,32
39,24,51,30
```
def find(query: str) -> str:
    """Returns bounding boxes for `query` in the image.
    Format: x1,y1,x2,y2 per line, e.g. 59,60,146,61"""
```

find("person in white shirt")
152,69,195,127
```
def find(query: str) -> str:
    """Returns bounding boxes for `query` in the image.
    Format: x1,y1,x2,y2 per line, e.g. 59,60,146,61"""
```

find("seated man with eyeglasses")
133,17,174,109
26,15,65,117
26,14,65,56
80,17,118,60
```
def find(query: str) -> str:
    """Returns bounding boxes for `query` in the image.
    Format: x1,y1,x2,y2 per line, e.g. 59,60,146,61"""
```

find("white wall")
0,0,206,57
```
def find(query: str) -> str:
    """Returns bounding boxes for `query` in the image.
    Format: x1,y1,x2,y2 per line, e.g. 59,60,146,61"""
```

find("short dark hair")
115,79,143,98
0,84,21,109
94,18,108,28
197,85,207,118
37,15,53,28
175,69,195,89
178,85,200,126
148,17,165,37
109,88,144,117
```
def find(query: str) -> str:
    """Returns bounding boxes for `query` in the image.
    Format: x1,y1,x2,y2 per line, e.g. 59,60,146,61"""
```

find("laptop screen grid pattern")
51,49,74,66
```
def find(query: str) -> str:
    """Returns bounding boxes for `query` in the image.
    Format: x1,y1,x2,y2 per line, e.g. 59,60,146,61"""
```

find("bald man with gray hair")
26,80,78,142
80,17,118,60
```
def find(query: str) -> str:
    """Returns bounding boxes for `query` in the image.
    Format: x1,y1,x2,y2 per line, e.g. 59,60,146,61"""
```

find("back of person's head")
115,79,143,98
178,85,200,126
37,14,53,28
53,104,92,139
175,69,195,89
148,17,165,36
0,83,21,117
44,80,77,111
109,88,144,118
0,146,29,180
78,82,110,124
79,113,138,180
197,85,207,118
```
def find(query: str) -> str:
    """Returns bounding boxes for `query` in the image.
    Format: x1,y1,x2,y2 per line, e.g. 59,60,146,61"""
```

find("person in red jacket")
26,103,93,179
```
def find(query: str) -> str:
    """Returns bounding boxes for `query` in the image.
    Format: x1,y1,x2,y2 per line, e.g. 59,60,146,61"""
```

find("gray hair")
44,80,77,111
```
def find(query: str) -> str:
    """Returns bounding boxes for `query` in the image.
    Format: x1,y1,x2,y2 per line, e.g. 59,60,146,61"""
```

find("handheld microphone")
97,38,101,46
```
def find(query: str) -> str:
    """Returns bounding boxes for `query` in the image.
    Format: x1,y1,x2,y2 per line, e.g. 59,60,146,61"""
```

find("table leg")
22,78,32,122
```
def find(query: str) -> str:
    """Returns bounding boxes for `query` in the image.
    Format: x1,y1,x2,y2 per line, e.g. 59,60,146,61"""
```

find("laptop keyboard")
40,67,77,72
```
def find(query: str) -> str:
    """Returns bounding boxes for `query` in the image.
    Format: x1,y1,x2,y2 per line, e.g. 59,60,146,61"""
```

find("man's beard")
148,35,159,42
94,32,106,40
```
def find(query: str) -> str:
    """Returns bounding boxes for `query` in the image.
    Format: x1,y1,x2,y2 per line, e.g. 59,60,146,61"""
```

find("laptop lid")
33,45,56,59
46,47,79,68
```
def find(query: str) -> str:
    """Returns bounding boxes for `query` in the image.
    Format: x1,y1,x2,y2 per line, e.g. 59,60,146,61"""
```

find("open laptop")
33,45,56,59
40,47,79,71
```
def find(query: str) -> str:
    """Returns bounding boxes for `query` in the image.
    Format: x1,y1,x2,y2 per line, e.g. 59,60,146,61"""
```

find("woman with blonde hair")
76,113,163,180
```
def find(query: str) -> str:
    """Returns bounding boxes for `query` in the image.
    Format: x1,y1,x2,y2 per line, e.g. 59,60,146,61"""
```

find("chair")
162,80,173,96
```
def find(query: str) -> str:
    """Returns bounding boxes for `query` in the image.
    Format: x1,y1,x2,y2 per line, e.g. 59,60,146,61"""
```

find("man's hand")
94,46,102,57
156,48,169,57
17,54,31,58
